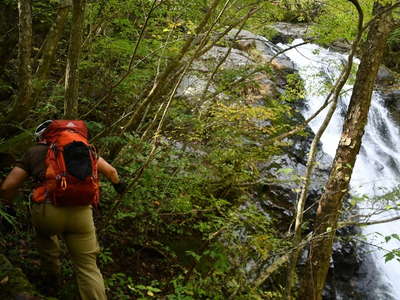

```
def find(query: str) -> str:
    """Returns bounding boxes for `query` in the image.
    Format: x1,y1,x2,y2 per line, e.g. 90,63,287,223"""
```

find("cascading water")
281,39,400,299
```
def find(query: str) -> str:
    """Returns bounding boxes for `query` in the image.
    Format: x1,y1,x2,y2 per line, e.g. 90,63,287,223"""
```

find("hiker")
0,120,126,299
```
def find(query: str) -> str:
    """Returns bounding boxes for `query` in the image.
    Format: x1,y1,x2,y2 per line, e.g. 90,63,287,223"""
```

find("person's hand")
112,180,127,195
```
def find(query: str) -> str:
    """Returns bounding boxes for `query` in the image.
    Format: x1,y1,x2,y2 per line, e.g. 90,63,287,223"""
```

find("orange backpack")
32,120,100,206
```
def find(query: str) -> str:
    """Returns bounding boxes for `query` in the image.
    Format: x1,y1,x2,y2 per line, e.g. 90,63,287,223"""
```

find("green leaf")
385,252,395,263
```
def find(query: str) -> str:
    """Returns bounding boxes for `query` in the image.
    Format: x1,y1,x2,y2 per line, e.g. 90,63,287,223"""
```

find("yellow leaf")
147,291,154,297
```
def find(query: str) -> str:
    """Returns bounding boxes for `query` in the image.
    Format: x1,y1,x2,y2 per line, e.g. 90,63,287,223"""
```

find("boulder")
190,60,210,73
227,29,296,73
176,74,216,98
268,22,312,44
227,28,264,46
200,46,254,69
253,73,279,98
254,39,296,73
328,38,352,53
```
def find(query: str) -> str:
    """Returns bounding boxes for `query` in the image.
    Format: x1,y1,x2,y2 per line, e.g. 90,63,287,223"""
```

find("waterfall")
281,39,400,299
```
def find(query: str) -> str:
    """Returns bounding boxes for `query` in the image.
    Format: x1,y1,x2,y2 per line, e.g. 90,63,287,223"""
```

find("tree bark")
3,0,32,126
17,0,32,111
64,0,85,119
33,0,71,104
121,0,223,134
298,3,394,300
36,0,72,82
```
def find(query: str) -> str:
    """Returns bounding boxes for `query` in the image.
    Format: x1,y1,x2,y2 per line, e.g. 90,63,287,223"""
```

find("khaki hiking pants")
31,203,107,300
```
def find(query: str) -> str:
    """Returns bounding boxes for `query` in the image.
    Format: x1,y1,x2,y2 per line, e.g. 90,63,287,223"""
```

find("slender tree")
1,0,70,134
32,0,72,104
4,0,32,125
299,3,395,299
36,0,72,82
64,0,85,119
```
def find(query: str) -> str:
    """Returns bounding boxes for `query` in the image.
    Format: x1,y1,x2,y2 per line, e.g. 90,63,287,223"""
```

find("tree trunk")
33,0,71,104
121,0,223,133
298,4,394,300
36,0,71,82
16,0,32,111
64,0,85,119
4,0,32,126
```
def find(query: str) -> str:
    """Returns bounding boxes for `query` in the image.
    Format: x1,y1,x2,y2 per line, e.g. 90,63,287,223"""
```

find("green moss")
0,254,45,299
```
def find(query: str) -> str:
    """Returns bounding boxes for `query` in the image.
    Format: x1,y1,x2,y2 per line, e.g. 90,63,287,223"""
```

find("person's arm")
97,157,120,184
0,167,29,204
97,157,127,194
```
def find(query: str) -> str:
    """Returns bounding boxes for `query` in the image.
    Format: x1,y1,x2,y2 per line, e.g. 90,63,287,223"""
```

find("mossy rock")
0,253,48,299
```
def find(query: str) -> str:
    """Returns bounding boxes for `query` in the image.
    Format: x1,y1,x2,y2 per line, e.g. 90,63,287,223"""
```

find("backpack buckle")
61,177,67,190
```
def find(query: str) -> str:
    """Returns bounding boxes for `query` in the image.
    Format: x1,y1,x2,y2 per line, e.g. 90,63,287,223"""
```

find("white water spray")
281,39,400,299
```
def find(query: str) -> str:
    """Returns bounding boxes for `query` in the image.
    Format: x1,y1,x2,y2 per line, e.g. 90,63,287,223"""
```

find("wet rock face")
380,88,400,126
332,233,360,281
376,65,396,85
325,224,394,300
325,226,362,300
267,135,331,202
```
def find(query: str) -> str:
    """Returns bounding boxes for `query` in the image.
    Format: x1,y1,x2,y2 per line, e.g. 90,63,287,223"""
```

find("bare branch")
340,215,400,227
